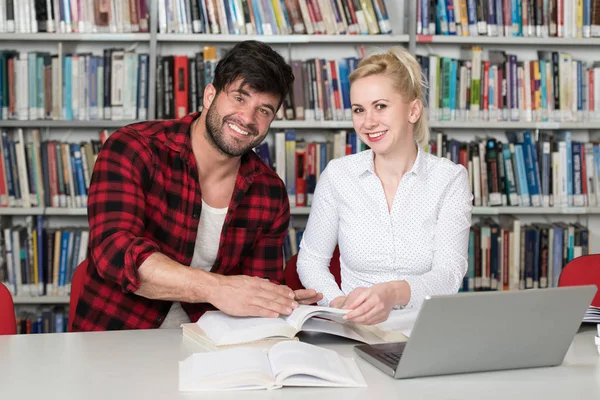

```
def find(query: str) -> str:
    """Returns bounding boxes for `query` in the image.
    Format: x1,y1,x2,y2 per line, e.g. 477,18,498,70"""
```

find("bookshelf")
1,0,599,331
416,35,600,46
156,33,410,43
0,33,152,42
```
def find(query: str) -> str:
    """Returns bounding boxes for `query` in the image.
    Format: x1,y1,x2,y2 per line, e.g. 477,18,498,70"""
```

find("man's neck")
191,114,241,182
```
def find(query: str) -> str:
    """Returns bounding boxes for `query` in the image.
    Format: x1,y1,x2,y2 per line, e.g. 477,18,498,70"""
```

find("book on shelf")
159,0,394,35
14,306,68,334
156,50,360,124
417,0,600,39
0,0,150,34
0,216,89,297
182,304,412,350
0,49,150,122
417,49,600,123
179,340,367,391
0,128,105,209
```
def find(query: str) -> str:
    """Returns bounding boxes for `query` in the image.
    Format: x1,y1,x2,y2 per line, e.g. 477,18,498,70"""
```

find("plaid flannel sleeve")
87,128,160,293
240,185,290,284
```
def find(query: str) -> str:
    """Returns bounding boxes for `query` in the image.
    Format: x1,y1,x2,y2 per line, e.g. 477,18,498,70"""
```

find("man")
72,41,322,331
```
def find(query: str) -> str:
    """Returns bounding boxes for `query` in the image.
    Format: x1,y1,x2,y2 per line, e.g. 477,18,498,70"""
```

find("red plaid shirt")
72,112,290,331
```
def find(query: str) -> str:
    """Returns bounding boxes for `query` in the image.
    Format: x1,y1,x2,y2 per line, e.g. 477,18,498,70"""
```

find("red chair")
0,283,16,335
68,260,88,332
558,254,600,307
285,246,342,291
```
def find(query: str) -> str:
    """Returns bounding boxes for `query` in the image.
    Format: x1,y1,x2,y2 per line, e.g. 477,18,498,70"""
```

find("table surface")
1,325,599,400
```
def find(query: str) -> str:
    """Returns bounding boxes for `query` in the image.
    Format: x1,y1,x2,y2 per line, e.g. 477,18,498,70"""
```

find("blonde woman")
296,48,473,325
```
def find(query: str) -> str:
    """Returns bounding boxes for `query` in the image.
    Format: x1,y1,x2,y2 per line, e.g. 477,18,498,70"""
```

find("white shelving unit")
0,33,151,41
13,296,70,305
157,33,410,43
416,35,600,46
0,120,140,128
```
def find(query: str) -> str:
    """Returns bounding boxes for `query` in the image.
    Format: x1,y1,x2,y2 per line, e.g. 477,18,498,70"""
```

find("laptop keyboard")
377,350,404,367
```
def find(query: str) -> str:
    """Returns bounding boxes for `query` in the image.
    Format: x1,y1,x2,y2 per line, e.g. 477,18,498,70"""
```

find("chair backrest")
68,260,88,332
0,283,16,335
284,246,341,291
558,254,600,307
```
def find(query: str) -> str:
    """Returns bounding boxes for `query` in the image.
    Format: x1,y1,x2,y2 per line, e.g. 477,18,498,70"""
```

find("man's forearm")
135,252,218,303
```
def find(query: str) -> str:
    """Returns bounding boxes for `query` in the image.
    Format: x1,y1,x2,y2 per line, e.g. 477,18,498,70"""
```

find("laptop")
354,285,597,379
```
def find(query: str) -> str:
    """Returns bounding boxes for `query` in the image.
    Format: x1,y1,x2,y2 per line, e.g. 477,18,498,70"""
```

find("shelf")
0,33,151,42
270,120,353,129
472,207,600,215
417,35,600,46
0,208,86,216
156,33,409,43
45,208,87,216
291,206,600,216
13,296,70,305
0,207,44,215
428,121,600,130
0,120,139,128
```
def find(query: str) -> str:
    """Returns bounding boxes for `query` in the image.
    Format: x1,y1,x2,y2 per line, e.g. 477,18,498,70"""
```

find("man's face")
204,77,280,157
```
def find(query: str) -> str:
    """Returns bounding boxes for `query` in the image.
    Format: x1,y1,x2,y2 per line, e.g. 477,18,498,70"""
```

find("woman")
296,48,473,325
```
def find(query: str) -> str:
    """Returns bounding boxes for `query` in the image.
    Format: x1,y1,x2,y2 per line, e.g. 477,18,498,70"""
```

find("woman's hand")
330,296,347,308
342,281,410,325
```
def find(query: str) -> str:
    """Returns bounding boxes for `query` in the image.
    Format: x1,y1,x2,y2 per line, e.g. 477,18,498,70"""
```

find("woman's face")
350,74,417,156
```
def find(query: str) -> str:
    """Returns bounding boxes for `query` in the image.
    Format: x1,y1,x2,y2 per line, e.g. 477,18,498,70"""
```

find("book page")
267,341,366,387
283,305,349,330
301,318,385,344
352,308,419,342
179,347,274,391
195,311,296,346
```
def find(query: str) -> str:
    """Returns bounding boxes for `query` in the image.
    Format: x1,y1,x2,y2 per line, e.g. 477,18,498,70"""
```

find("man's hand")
207,275,298,318
342,282,405,325
330,295,347,309
293,289,323,305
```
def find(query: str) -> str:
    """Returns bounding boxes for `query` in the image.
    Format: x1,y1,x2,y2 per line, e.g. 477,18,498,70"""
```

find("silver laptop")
354,285,597,379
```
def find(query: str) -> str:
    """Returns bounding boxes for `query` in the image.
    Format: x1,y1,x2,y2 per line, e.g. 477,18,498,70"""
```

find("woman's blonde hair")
348,47,429,148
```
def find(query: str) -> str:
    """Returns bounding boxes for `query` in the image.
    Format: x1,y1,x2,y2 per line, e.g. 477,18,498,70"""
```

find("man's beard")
205,103,264,157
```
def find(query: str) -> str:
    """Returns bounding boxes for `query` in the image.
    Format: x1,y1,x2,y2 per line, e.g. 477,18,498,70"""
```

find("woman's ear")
408,99,423,124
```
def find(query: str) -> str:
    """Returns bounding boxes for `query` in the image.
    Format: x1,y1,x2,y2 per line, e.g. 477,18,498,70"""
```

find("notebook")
178,340,367,391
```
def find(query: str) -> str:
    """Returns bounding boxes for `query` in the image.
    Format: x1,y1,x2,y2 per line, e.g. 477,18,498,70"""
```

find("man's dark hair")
212,40,294,108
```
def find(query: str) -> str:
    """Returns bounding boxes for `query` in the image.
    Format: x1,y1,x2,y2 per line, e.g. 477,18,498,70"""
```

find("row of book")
418,0,600,38
462,217,588,292
432,130,600,208
419,48,600,123
159,0,393,35
0,128,106,209
283,217,589,292
1,124,600,212
0,0,150,34
157,49,360,122
261,128,600,209
14,307,68,334
0,50,150,122
0,216,89,297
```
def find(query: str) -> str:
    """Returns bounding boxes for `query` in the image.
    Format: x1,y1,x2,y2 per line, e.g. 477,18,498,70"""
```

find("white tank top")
160,200,228,328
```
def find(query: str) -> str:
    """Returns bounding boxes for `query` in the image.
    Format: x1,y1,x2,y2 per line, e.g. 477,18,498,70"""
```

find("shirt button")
156,316,164,322
193,213,199,219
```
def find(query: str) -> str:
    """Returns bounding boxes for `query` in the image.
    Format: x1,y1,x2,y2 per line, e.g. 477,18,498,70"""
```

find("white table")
1,326,599,400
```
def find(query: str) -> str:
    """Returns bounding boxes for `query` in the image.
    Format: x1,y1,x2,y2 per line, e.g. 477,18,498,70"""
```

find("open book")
179,341,367,391
181,305,415,350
